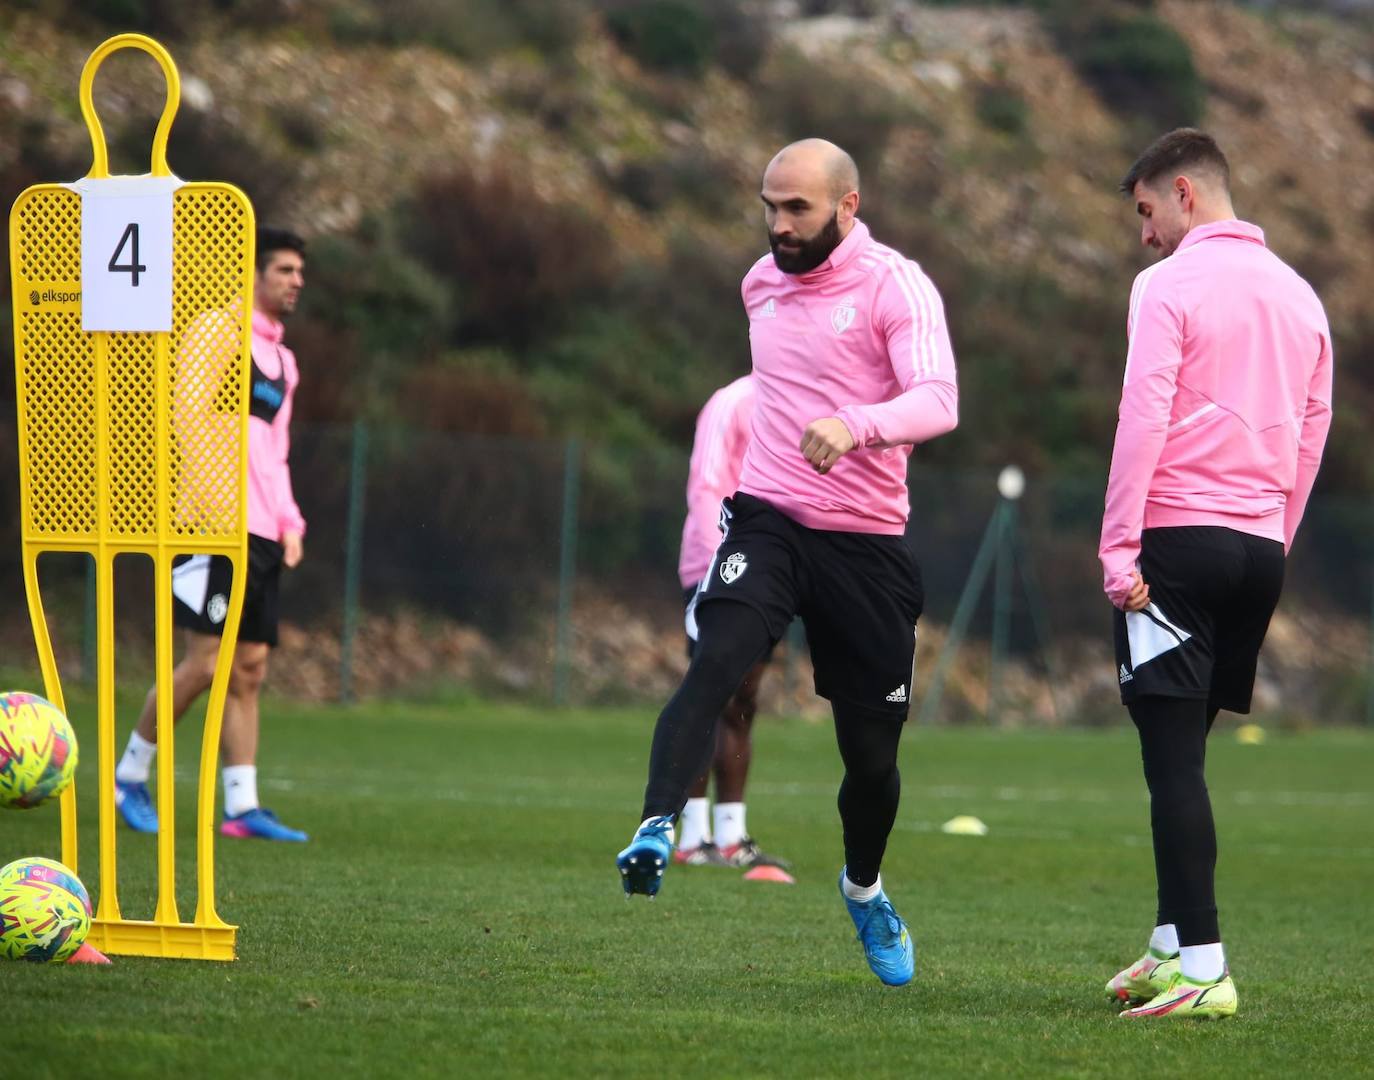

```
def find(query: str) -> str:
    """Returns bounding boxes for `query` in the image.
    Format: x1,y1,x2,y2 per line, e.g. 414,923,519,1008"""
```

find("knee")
181,652,218,692
229,653,268,698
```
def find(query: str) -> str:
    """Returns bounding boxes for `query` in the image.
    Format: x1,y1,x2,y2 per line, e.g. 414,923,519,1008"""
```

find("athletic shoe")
114,780,158,833
839,872,914,986
719,836,791,871
616,816,674,897
219,807,308,842
1106,950,1181,1005
674,841,729,867
1119,971,1237,1019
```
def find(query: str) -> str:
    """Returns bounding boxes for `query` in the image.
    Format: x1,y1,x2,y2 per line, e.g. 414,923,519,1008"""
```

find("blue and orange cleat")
616,816,675,897
220,807,308,842
114,780,159,833
840,872,915,986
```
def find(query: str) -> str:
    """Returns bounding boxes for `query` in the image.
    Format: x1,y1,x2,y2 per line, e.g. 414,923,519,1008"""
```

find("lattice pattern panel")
169,186,250,538
106,332,158,537
14,189,97,538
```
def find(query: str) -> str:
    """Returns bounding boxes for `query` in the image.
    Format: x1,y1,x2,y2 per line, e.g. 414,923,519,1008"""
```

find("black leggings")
642,602,907,885
1129,695,1223,945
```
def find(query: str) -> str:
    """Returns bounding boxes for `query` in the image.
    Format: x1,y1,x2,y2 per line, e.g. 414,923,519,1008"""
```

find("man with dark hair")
114,226,311,843
1101,129,1332,1018
615,139,959,988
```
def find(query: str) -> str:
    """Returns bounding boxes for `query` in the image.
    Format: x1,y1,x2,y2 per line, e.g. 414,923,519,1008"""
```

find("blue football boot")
840,871,915,986
114,780,159,833
616,816,675,897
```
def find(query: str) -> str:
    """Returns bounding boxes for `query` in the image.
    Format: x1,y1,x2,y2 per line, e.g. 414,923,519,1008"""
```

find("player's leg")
618,495,798,897
675,585,726,866
114,629,220,833
1113,527,1256,1018
805,528,922,985
619,602,774,894
219,537,306,842
714,658,789,869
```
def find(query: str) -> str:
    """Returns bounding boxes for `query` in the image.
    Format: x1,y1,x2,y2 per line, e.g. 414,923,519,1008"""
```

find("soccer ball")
0,691,78,810
0,857,92,963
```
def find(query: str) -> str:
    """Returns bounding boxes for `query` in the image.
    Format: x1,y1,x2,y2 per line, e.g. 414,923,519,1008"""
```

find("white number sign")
75,175,180,333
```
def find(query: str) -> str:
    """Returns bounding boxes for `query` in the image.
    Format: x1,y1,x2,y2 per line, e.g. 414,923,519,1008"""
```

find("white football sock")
714,802,746,849
222,765,259,818
842,870,882,903
115,731,156,785
678,798,711,850
1180,942,1225,982
1149,923,1180,957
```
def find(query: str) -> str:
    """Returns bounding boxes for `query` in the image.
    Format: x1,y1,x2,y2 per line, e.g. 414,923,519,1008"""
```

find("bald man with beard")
615,140,960,987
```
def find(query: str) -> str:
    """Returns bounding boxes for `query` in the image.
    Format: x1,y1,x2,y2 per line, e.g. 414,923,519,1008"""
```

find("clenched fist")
800,417,856,475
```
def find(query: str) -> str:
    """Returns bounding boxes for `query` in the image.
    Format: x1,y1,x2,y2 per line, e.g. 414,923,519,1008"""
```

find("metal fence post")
553,437,581,706
83,554,96,684
339,420,369,703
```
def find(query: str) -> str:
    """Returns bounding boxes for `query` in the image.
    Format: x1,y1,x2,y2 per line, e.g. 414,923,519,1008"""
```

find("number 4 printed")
108,222,147,287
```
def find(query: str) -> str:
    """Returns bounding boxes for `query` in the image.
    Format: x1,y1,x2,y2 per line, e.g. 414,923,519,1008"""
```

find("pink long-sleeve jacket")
247,309,307,542
1100,220,1332,608
736,219,959,534
678,375,756,589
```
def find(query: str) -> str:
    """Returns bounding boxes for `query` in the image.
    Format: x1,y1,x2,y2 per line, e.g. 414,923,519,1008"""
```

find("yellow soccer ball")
0,691,78,810
0,857,92,963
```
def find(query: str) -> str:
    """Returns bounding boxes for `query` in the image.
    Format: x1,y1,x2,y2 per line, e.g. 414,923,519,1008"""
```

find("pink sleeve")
833,264,958,448
274,355,307,537
1099,273,1183,608
686,386,750,561
1283,327,1334,552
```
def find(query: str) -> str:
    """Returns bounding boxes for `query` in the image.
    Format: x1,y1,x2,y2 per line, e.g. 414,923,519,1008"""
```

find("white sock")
1179,942,1225,982
714,802,746,849
115,731,157,784
842,870,882,903
679,798,711,850
1149,923,1180,957
222,765,259,818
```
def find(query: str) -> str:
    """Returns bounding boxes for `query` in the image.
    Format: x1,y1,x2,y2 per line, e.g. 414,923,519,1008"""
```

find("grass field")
3,690,1372,1079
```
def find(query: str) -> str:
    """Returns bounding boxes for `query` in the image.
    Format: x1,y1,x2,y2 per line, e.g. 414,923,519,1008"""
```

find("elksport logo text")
29,288,81,305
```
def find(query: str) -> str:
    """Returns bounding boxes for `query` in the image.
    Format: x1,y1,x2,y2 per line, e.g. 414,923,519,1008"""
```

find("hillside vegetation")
3,0,1373,489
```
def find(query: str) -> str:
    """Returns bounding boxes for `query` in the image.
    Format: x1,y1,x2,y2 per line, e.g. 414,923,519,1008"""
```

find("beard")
769,212,843,275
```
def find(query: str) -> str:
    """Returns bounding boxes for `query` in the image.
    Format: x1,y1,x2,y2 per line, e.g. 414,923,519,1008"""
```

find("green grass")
3,694,1372,1078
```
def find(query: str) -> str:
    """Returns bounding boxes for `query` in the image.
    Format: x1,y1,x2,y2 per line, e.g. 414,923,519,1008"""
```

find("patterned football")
0,857,92,963
0,691,78,810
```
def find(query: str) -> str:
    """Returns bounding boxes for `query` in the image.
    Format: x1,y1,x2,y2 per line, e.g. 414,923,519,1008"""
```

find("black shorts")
1114,526,1284,713
171,534,285,646
683,583,777,666
695,493,923,714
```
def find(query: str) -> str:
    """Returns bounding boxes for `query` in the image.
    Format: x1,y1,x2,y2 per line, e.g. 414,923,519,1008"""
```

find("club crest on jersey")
719,552,748,585
831,296,856,334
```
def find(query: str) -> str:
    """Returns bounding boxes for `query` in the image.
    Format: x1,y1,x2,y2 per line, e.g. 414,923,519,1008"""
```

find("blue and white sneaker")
840,872,915,986
114,780,159,833
616,816,675,897
220,807,308,842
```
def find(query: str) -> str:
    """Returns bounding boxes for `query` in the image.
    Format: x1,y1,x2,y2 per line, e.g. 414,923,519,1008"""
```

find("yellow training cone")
941,815,989,836
1235,724,1267,745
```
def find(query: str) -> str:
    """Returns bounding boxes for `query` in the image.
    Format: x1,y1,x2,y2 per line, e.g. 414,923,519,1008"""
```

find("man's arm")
1283,329,1334,553
1099,273,1184,609
832,263,958,450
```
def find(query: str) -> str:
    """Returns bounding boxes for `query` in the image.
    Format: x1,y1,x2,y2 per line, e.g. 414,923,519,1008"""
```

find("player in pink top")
675,374,788,872
114,227,312,844
617,140,959,988
1099,131,1333,1020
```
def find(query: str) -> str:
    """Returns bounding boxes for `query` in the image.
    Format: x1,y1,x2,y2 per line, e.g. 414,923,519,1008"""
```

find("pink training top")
736,219,958,534
247,309,307,542
678,375,756,588
1100,219,1333,608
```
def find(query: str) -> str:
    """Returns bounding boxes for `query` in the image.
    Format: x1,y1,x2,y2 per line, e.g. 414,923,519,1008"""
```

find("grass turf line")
1,694,1371,1078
